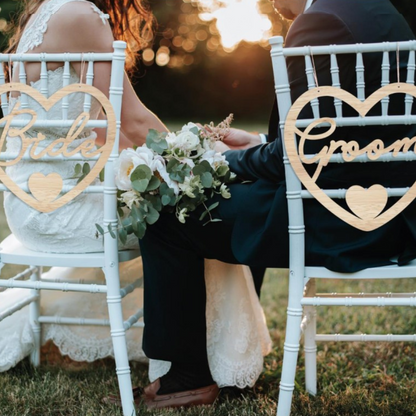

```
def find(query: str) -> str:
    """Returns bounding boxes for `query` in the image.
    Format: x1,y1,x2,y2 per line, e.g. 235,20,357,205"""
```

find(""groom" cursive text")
298,117,416,182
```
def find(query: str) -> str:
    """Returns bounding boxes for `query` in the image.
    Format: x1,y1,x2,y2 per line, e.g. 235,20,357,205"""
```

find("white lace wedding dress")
0,0,272,388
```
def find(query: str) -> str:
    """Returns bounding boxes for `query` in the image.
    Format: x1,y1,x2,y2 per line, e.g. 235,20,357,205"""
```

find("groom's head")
272,0,308,20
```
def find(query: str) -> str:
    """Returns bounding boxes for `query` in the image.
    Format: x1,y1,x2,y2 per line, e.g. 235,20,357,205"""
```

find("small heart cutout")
345,185,388,221
28,173,63,203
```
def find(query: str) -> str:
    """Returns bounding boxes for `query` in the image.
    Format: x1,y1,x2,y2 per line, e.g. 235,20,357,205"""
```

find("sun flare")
194,0,272,51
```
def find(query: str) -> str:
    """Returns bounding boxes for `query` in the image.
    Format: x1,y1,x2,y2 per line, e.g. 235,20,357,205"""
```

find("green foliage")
71,162,92,184
167,158,192,183
1,269,416,415
96,121,235,242
146,129,168,155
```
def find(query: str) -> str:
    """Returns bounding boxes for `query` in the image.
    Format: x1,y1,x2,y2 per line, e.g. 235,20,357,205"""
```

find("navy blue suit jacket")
224,0,416,272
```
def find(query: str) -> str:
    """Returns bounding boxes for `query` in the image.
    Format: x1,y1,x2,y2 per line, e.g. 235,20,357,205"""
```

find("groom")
138,0,416,409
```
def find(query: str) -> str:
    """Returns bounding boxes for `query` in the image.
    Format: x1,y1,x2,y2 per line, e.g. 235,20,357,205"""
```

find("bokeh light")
196,0,272,51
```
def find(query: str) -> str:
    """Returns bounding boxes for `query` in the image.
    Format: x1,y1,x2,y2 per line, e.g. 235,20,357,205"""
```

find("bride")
0,0,271,390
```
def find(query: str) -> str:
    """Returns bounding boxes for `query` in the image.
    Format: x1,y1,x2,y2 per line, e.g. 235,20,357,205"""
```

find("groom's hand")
222,128,262,150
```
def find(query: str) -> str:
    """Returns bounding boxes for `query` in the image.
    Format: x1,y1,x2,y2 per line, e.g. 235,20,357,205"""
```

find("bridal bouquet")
97,116,235,242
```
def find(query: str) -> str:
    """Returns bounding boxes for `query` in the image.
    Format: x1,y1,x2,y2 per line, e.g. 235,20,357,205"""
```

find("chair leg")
29,266,42,367
304,279,317,395
104,265,136,416
276,272,304,416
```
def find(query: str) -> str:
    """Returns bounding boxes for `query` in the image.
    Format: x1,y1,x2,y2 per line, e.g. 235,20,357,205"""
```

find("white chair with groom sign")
0,42,141,416
269,36,416,416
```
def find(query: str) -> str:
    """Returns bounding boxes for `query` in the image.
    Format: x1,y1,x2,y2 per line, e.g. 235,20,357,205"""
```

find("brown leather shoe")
143,379,219,409
102,386,142,406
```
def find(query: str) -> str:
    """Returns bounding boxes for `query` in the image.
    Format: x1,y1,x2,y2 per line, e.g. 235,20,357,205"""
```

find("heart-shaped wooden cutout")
28,172,64,203
345,185,388,221
284,83,416,231
0,82,116,212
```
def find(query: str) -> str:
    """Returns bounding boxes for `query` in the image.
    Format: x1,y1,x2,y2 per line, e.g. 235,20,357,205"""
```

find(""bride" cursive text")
0,105,102,167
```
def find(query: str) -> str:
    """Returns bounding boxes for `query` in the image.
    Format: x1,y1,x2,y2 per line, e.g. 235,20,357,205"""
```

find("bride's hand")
222,128,262,150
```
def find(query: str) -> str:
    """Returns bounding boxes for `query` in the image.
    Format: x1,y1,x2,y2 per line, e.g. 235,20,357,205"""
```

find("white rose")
201,150,228,170
114,148,142,191
152,156,180,196
134,146,156,167
181,122,200,132
174,131,200,153
202,137,215,151
166,132,178,148
119,190,140,209
181,158,195,169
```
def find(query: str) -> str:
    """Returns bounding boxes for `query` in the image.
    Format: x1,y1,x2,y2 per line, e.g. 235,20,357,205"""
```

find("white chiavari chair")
269,36,416,416
0,41,141,416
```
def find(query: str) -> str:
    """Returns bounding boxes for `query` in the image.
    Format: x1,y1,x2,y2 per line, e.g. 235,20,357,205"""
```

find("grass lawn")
0,203,416,415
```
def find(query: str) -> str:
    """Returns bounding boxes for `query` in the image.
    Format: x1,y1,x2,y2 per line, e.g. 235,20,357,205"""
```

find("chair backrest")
269,35,416,265
0,41,126,252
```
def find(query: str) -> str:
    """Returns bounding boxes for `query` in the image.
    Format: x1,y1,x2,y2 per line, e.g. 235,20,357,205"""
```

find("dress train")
0,259,272,388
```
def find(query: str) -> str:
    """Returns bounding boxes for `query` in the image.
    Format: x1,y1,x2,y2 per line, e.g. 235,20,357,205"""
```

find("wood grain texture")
0,82,116,212
284,83,416,231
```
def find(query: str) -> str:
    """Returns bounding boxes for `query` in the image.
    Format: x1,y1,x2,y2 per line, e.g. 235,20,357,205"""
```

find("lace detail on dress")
149,261,272,389
0,290,34,372
89,3,110,24
17,0,109,54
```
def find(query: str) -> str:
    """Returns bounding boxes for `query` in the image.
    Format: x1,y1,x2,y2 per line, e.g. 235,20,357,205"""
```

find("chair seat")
0,234,141,268
306,259,416,280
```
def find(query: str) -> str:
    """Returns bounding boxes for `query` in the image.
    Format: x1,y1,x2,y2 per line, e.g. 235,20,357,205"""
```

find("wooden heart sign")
284,83,416,232
0,82,116,213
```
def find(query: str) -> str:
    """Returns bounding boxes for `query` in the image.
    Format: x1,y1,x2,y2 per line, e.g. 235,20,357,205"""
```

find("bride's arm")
47,3,168,146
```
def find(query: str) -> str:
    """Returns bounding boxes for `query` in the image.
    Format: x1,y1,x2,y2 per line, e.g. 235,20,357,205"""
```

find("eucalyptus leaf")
134,221,147,239
82,163,91,175
131,204,143,222
145,206,160,225
146,175,161,192
107,223,116,239
146,129,168,154
131,165,152,182
118,227,127,245
132,178,150,193
74,163,82,176
190,126,199,135
167,158,180,171
145,194,162,211
193,160,211,176
95,224,104,235
201,172,213,188
208,202,219,211
199,210,208,221
161,194,171,206
203,218,222,226
117,207,124,218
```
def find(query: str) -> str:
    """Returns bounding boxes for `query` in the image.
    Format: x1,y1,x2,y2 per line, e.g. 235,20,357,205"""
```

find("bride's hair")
5,0,155,73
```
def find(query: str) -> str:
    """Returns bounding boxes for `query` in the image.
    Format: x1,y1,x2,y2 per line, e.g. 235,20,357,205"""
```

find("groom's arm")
224,138,285,182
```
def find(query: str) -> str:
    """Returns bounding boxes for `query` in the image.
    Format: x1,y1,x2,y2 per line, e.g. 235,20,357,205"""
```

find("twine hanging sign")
284,83,416,231
0,82,116,213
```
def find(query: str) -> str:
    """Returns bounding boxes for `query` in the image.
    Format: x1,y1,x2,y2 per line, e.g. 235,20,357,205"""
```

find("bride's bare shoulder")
45,1,113,52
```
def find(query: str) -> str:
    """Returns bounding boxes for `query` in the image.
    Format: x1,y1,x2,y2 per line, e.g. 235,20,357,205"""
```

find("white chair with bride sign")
269,36,416,416
0,42,140,416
